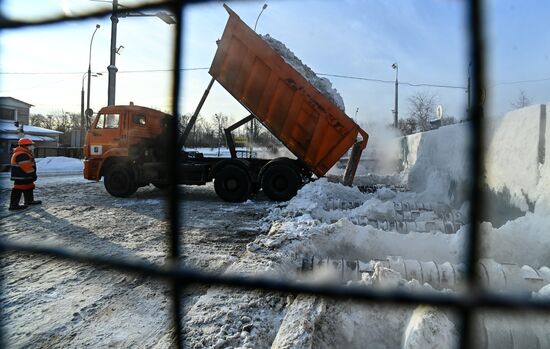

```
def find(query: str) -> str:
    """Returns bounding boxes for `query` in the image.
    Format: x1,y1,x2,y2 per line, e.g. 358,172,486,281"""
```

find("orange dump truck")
84,4,369,202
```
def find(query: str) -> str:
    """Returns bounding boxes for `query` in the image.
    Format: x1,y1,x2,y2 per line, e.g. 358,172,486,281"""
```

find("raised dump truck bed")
209,4,369,178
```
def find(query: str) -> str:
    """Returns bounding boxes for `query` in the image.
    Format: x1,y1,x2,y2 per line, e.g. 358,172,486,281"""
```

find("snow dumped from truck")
261,34,346,112
182,103,550,347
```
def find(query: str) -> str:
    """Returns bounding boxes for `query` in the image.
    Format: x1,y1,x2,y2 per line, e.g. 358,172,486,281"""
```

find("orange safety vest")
10,146,36,190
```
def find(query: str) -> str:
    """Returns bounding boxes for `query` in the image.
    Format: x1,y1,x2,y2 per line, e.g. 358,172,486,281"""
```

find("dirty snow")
2,102,550,347
261,34,346,112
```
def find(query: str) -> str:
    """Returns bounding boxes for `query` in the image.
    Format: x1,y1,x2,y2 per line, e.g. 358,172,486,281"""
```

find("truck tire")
261,163,300,201
214,165,252,202
104,163,138,197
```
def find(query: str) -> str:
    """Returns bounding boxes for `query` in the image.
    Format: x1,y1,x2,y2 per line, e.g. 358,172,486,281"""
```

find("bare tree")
30,111,80,132
214,113,229,148
511,90,531,109
30,114,48,128
397,117,418,135
407,91,437,132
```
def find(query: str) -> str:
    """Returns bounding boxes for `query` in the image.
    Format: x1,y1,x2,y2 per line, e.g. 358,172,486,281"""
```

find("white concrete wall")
485,104,544,211
401,102,548,212
402,122,471,205
536,103,550,212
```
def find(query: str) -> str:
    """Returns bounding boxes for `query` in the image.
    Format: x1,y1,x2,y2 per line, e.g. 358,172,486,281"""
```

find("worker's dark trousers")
9,189,24,208
23,189,40,205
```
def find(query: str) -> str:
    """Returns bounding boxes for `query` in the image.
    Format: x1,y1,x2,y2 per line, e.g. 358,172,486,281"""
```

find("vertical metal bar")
168,2,184,348
460,0,486,347
0,247,5,347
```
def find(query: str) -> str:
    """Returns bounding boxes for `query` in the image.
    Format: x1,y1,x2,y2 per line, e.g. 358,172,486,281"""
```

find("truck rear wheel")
104,164,138,197
214,165,252,202
261,163,300,201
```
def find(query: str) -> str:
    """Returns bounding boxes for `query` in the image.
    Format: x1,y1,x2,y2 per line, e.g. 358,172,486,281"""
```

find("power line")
319,73,467,90
0,67,210,75
1,68,549,89
492,77,550,86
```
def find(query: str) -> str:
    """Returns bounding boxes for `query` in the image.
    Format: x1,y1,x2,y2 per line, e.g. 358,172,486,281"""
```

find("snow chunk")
403,306,458,349
261,34,345,112
533,283,550,299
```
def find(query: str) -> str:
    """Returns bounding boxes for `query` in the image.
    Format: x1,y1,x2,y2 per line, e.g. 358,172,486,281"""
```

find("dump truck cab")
84,103,171,196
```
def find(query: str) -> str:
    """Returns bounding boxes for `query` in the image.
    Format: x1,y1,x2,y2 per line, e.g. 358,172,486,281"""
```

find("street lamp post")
254,3,268,32
81,72,86,144
107,0,176,106
392,63,399,128
249,3,268,154
81,72,102,146
86,24,101,125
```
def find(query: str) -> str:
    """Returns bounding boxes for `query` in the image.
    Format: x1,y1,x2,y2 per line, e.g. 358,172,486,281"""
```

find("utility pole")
107,0,119,106
105,0,174,106
392,63,399,128
467,61,472,112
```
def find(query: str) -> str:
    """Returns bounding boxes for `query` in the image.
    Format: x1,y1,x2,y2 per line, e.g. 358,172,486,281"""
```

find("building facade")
0,97,62,168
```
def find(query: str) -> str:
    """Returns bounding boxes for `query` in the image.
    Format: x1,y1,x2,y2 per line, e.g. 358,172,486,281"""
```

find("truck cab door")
88,112,124,157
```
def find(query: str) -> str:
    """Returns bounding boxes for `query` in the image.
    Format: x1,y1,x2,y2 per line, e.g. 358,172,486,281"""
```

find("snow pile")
480,202,550,267
35,156,83,174
533,283,550,299
403,122,471,206
485,104,546,211
261,34,345,112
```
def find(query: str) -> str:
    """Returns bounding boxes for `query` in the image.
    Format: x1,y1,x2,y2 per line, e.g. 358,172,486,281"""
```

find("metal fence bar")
2,240,550,311
2,1,547,348
167,2,185,348
460,0,487,347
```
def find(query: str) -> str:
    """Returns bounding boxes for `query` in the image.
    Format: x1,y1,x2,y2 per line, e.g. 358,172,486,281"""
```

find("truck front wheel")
261,164,300,201
104,164,138,197
214,165,252,202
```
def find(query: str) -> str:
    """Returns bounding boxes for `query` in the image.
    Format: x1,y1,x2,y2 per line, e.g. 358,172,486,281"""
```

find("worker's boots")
23,190,42,205
9,189,28,211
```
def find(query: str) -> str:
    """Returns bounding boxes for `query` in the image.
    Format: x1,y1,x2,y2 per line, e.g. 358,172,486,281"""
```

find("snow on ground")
261,34,346,112
2,102,549,347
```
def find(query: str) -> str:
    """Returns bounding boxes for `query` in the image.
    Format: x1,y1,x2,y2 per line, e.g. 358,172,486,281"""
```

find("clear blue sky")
1,0,549,126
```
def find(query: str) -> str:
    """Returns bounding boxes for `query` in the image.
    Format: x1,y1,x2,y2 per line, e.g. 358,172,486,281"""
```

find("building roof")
0,96,34,108
0,133,56,142
0,121,62,135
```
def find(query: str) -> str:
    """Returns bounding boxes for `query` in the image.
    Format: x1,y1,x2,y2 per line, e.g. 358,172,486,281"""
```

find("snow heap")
485,103,550,212
261,34,346,112
35,156,83,174
402,122,471,206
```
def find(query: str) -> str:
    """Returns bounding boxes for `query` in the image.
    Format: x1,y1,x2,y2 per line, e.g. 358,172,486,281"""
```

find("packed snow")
261,34,346,112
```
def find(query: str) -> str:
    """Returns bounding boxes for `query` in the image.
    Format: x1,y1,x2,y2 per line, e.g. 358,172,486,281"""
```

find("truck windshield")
95,113,120,129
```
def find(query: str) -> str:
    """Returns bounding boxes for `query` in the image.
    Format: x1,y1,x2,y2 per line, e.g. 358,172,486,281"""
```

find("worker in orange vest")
9,138,42,210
